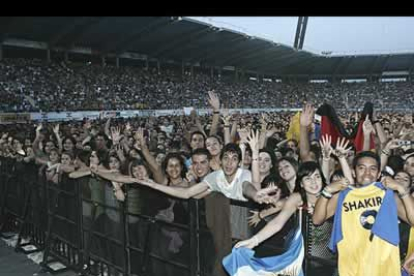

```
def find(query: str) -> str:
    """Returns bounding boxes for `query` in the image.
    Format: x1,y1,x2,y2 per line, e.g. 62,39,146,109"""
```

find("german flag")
316,102,375,153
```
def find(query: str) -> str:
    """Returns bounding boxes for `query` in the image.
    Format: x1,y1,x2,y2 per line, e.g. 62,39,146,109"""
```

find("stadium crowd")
2,57,414,276
1,58,414,112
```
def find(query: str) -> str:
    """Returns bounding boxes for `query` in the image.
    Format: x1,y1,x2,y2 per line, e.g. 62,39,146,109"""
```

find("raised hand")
362,116,375,136
134,127,146,149
254,185,281,205
36,124,43,134
110,126,123,145
260,113,269,127
52,124,60,135
333,137,351,158
221,108,231,126
300,103,315,127
246,130,260,154
207,90,220,111
384,138,401,151
247,210,262,227
319,134,333,160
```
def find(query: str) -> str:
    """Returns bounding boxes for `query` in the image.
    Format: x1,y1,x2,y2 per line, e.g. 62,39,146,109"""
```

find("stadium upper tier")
0,58,413,113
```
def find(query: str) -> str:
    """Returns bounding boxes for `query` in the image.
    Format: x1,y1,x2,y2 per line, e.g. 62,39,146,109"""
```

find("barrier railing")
0,157,337,276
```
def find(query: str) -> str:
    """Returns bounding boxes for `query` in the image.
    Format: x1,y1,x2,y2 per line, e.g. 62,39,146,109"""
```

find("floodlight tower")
293,16,309,50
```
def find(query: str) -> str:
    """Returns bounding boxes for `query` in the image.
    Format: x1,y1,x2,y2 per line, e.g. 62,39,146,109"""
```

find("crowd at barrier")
2,87,414,275
1,58,414,113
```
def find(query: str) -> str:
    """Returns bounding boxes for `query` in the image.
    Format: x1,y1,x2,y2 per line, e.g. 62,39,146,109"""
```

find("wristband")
321,188,333,199
372,120,379,125
335,150,346,159
213,111,220,114
381,149,390,156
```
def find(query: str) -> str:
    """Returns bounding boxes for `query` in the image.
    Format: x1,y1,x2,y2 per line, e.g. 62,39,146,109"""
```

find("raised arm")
104,117,111,139
380,139,400,172
134,128,166,184
52,124,63,153
372,111,387,148
320,135,333,182
207,91,220,136
299,103,315,162
222,110,232,145
235,193,301,249
258,114,268,149
362,117,374,152
333,137,354,184
32,124,43,156
246,130,260,189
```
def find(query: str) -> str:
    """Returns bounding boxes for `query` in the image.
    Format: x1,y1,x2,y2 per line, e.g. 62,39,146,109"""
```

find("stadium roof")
1,16,414,77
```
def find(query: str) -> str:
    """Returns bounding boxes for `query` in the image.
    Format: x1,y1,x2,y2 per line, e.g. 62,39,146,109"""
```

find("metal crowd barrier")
0,157,338,276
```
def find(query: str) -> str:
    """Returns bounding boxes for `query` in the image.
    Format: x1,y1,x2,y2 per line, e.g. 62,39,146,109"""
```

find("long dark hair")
162,152,187,179
293,162,326,207
259,148,277,176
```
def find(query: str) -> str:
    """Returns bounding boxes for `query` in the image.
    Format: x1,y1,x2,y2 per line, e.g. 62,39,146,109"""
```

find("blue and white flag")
223,228,304,276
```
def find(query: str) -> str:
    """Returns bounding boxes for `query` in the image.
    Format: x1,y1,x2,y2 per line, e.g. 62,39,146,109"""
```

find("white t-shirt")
203,168,252,201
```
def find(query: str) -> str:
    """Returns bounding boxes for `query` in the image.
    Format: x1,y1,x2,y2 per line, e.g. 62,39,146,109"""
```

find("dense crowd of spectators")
2,71,414,275
1,58,413,113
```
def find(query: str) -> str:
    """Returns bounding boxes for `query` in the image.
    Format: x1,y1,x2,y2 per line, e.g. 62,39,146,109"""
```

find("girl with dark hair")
206,135,224,171
276,157,299,194
234,162,337,276
62,136,76,153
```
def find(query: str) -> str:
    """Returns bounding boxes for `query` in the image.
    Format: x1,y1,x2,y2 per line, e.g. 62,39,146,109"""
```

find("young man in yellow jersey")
313,151,414,276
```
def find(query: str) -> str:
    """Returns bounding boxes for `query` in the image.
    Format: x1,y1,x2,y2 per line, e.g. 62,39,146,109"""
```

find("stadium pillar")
157,61,160,73
145,58,149,69
210,67,213,78
191,65,194,77
181,61,184,76
0,43,3,61
46,49,51,63
235,68,238,81
116,57,119,68
101,56,106,67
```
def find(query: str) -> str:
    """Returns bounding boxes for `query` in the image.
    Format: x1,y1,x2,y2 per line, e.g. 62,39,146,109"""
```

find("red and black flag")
316,102,375,152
